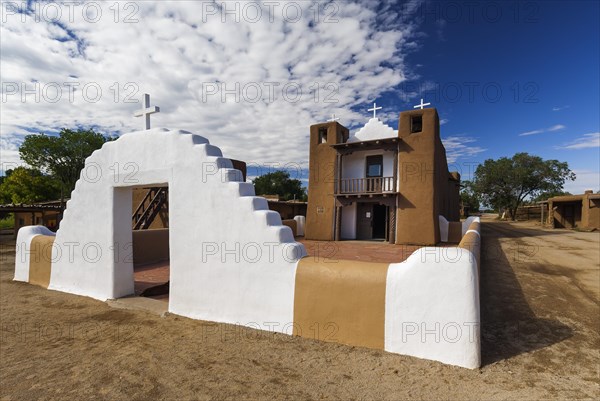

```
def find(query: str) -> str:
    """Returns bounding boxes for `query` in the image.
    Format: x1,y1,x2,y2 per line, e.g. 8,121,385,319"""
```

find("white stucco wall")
439,215,449,242
340,203,357,239
385,246,481,369
341,150,395,181
38,128,305,332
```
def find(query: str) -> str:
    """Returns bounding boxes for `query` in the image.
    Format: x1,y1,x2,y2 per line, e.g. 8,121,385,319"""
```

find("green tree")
19,128,113,200
460,180,480,215
0,167,61,204
252,170,306,201
531,190,572,203
472,153,575,220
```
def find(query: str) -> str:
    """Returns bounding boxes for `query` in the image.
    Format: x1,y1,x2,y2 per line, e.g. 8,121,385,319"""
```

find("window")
366,155,383,177
318,127,328,144
411,115,423,133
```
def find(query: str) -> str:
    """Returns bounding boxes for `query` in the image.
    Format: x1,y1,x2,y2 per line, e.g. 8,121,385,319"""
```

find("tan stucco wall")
293,257,388,349
586,198,600,229
268,201,307,220
132,228,169,266
28,235,55,288
282,219,297,237
396,108,440,245
305,122,348,240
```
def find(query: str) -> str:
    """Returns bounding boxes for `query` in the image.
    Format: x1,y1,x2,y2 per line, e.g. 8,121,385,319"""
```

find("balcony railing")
336,176,396,195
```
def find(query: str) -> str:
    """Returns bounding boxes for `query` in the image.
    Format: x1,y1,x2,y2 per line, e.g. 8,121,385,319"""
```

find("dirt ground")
0,216,598,400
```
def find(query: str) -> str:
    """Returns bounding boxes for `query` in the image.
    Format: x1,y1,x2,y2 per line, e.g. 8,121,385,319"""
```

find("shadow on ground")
479,222,573,366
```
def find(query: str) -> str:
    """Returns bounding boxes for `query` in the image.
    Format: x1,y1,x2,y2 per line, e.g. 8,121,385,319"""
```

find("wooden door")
356,203,373,240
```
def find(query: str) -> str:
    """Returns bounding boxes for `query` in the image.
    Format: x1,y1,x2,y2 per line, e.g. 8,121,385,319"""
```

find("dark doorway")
356,202,388,241
372,204,387,239
563,204,575,228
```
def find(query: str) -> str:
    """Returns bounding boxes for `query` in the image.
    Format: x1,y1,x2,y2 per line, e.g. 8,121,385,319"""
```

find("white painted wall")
385,232,481,369
385,247,481,369
341,202,357,239
342,150,395,182
294,215,305,237
439,215,449,242
439,215,481,242
32,128,305,333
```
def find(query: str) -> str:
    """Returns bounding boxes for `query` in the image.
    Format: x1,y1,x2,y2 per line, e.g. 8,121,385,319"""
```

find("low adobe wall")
16,217,481,369
439,215,479,243
281,216,306,237
281,220,297,237
14,226,56,289
132,228,169,266
294,217,482,368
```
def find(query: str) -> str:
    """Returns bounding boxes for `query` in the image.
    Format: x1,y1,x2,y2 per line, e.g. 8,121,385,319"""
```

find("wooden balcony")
335,177,396,195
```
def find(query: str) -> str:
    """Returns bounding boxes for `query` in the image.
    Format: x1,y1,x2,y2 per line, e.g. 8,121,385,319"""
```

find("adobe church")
305,104,461,245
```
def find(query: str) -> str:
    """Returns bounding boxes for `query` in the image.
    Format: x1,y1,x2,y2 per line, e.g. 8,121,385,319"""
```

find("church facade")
305,107,461,245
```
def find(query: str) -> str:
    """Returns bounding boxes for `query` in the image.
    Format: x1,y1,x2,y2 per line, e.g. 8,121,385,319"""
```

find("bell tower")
305,121,349,241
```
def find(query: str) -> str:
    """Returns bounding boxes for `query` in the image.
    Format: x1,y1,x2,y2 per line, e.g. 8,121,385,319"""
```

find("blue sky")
1,1,598,193
366,1,600,191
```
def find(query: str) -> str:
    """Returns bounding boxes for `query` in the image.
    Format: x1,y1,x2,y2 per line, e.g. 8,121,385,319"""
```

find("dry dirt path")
0,218,598,400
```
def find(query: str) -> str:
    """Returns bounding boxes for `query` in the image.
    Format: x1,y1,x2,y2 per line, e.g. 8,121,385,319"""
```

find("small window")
411,115,423,133
18,218,24,226
318,127,328,144
366,155,383,177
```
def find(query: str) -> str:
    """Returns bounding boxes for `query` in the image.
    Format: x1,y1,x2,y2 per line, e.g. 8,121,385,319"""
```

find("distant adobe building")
546,190,600,230
305,105,460,245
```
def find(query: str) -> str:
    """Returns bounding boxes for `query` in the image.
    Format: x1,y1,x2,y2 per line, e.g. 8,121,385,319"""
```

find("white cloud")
557,132,600,150
548,124,565,132
519,129,543,136
519,124,565,136
439,118,448,125
552,105,570,112
563,170,600,194
0,133,25,173
441,136,486,164
0,1,421,169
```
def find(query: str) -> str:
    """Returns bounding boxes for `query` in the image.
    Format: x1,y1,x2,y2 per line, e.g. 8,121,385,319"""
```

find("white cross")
368,102,382,118
328,113,340,122
413,98,431,110
134,93,160,130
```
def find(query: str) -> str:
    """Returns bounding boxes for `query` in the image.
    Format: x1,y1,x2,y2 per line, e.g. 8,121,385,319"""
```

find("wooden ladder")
132,187,168,230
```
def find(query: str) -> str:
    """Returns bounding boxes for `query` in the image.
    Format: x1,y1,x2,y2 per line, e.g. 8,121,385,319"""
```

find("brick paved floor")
134,261,169,302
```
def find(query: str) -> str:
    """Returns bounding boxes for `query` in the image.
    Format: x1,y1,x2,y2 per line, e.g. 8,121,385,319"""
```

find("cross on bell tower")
134,93,160,130
368,102,382,118
413,98,431,110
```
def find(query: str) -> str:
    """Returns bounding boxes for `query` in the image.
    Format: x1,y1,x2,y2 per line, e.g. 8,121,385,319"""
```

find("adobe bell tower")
305,121,349,241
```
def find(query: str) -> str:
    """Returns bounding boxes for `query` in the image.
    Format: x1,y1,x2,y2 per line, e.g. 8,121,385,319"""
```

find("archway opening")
131,185,170,302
